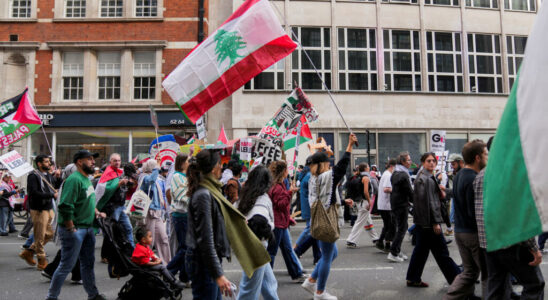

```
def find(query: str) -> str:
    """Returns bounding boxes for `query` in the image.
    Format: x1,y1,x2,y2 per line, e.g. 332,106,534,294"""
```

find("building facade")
0,0,207,167
209,0,536,169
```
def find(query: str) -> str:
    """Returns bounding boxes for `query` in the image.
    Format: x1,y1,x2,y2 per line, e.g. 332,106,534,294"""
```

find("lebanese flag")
162,0,297,123
483,4,548,251
217,125,229,145
282,115,312,151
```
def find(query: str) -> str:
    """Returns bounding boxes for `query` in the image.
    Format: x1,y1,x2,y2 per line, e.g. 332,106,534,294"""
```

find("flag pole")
26,88,54,159
291,119,303,186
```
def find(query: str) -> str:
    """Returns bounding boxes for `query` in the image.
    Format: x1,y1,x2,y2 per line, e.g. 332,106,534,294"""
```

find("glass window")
384,30,421,91
101,0,123,17
55,131,130,168
244,59,285,90
468,34,503,93
378,133,426,168
136,0,158,17
292,27,331,90
62,52,84,100
425,0,459,6
381,0,418,4
30,132,53,159
98,51,121,100
134,51,156,100
65,0,86,18
426,32,463,92
504,0,535,11
10,0,31,18
132,131,158,159
445,133,467,157
507,35,527,91
466,0,498,8
469,133,494,143
338,28,377,91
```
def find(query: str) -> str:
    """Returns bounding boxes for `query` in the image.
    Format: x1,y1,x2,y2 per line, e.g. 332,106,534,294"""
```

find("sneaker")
41,271,52,280
542,249,548,254
446,239,453,245
375,242,385,252
301,278,316,295
445,229,454,236
372,239,379,245
18,233,29,239
21,244,30,250
346,242,357,249
89,294,107,300
398,252,408,260
71,279,83,284
292,274,308,283
0,232,8,236
9,229,18,234
387,253,404,263
406,280,429,288
314,291,338,300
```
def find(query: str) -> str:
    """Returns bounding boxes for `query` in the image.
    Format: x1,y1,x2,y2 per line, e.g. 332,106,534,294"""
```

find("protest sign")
435,150,450,173
430,130,446,152
0,150,34,177
240,138,253,161
234,137,283,166
149,134,181,168
196,116,206,140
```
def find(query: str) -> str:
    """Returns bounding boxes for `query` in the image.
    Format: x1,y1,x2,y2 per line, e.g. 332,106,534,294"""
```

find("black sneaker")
0,232,8,236
9,229,18,234
375,242,385,252
41,271,52,280
89,294,107,300
346,242,357,249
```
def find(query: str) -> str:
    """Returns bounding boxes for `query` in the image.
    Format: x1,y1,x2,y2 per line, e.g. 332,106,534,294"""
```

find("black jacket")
412,169,444,227
186,187,230,279
27,171,62,211
390,168,413,210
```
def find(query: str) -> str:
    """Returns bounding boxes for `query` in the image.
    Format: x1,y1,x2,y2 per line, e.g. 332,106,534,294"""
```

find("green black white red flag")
162,0,297,123
0,89,41,149
483,3,548,251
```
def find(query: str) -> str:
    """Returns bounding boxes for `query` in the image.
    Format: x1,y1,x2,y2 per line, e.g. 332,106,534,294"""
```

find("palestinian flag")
0,88,41,149
483,4,548,252
282,115,312,151
162,0,297,123
95,166,123,212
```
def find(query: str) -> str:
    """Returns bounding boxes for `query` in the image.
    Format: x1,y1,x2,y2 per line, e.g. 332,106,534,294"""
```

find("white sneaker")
398,252,408,260
314,291,338,300
301,278,316,295
387,253,404,263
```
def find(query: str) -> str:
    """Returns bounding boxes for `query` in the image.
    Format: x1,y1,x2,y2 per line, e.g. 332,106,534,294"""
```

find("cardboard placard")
0,150,34,177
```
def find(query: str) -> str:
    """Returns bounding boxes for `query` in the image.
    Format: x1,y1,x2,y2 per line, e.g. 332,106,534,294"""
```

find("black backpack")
347,175,365,202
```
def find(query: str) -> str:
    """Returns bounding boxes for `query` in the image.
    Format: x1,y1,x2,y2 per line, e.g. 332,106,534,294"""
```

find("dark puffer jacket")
412,169,444,227
390,169,413,210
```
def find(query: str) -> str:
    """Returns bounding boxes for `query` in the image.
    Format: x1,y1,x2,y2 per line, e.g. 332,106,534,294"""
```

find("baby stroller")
97,218,183,300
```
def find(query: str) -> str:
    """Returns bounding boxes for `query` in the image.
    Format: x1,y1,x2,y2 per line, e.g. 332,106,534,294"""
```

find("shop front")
31,111,193,168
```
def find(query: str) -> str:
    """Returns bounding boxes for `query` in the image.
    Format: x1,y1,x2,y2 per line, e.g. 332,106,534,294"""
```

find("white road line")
0,242,24,245
224,266,393,273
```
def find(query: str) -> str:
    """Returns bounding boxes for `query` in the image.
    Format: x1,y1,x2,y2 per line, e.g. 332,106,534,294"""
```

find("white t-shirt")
377,170,393,211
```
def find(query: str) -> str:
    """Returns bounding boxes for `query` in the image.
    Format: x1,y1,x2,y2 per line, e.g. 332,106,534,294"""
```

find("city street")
1,218,542,300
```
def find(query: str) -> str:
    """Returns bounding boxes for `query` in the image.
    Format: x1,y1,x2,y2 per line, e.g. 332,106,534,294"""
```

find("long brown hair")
268,161,287,185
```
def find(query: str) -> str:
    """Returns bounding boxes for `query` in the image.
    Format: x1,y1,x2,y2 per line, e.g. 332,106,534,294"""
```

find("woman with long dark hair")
301,133,357,300
405,152,460,288
266,160,306,283
185,150,233,299
236,165,278,300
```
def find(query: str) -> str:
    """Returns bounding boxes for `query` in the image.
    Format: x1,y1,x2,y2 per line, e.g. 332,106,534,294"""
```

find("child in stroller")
132,227,185,290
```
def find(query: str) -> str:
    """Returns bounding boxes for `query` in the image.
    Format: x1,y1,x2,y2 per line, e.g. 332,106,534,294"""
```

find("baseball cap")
73,150,99,163
310,152,329,164
448,153,463,162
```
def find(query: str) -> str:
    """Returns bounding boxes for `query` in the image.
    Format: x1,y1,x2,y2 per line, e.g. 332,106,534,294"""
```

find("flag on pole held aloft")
483,4,548,252
217,125,229,145
282,115,312,151
0,89,41,148
162,0,297,123
149,104,159,131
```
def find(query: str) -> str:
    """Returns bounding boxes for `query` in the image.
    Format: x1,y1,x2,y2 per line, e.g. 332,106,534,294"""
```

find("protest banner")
240,138,253,161
435,150,450,173
195,116,206,140
0,89,42,149
430,130,446,152
0,150,34,177
234,137,283,166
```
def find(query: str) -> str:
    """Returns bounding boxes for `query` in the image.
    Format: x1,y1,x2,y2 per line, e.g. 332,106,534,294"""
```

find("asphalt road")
0,218,545,300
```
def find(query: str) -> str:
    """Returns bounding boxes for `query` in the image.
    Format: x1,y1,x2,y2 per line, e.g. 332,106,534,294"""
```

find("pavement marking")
0,242,25,245
224,266,393,273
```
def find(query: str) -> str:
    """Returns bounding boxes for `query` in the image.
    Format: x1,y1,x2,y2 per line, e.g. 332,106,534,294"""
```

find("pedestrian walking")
445,154,464,236
345,163,379,248
19,154,62,270
375,159,397,253
266,160,306,283
388,152,414,262
405,152,461,288
0,173,18,236
444,140,489,300
140,159,171,264
45,150,107,300
236,165,279,300
301,133,357,300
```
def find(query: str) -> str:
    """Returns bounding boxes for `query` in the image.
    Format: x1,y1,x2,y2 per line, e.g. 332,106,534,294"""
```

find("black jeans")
485,244,545,300
44,249,81,281
406,225,460,284
378,210,395,244
390,207,409,256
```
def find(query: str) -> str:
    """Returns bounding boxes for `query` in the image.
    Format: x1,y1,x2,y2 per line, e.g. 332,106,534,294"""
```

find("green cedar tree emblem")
214,29,246,67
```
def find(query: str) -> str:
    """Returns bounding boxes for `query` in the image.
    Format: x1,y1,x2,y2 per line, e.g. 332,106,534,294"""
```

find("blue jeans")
167,214,188,282
24,234,34,247
47,227,100,300
111,205,134,246
294,219,321,263
185,249,221,300
237,262,279,300
267,228,303,279
311,241,338,292
450,199,455,225
0,206,9,233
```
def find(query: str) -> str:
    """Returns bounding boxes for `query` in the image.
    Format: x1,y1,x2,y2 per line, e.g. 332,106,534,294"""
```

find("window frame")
291,26,332,91
383,29,422,92
381,0,419,4
100,0,123,18
465,0,498,9
425,0,459,6
338,27,378,91
133,51,157,100
97,51,122,100
467,33,503,94
506,35,527,91
504,0,536,11
64,0,86,18
426,31,464,93
62,52,84,101
244,59,285,90
135,0,158,17
9,0,32,18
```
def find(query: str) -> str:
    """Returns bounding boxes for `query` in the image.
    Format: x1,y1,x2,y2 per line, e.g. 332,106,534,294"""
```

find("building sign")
37,111,191,128
39,114,54,126
430,130,446,152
